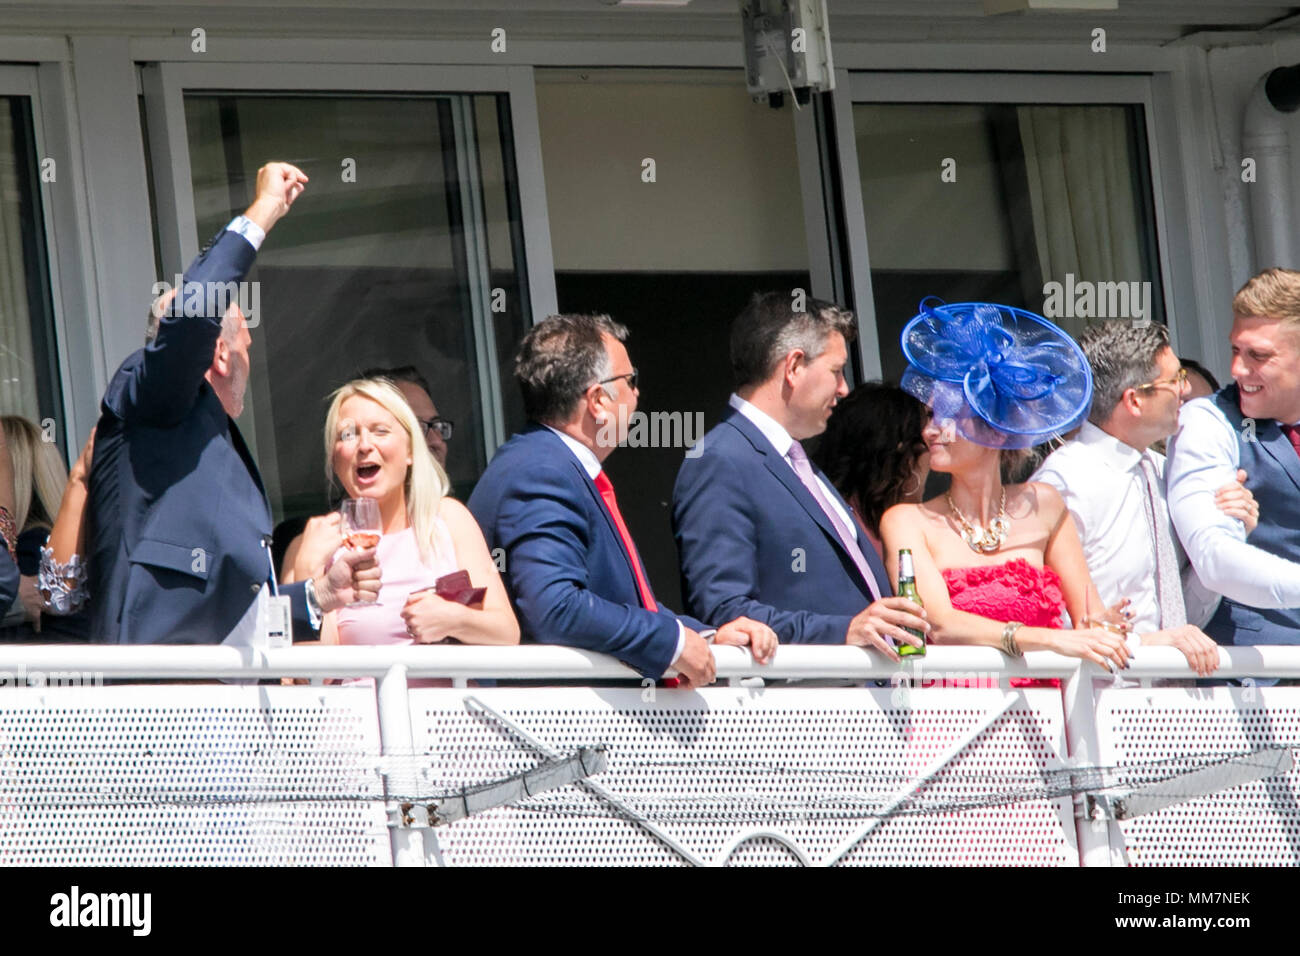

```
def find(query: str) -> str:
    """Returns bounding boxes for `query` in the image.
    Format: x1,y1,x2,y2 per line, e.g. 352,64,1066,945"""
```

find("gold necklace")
946,488,1011,553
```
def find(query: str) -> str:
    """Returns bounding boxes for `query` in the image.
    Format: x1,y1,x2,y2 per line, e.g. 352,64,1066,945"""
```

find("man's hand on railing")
1139,624,1222,677
313,544,380,613
713,616,778,664
672,628,717,687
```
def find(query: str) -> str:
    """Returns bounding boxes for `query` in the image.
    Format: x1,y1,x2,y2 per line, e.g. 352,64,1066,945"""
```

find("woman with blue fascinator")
879,299,1134,674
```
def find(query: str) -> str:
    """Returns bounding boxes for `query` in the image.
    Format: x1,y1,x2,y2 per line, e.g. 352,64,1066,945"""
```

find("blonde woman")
287,378,518,652
1,415,87,639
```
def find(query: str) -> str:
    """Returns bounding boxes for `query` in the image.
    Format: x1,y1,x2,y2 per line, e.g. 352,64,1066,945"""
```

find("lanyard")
264,535,280,598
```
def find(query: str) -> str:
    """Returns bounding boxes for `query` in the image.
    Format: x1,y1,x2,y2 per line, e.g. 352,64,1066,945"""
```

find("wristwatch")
304,576,323,630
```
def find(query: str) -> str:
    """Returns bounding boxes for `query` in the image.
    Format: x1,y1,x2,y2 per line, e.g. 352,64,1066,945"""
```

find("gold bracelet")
1000,621,1024,658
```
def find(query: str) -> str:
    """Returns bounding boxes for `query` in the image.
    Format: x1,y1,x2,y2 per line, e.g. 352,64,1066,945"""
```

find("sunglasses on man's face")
1134,367,1188,392
597,369,639,392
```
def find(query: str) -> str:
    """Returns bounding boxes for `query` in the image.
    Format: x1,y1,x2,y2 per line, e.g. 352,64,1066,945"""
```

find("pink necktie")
787,441,882,600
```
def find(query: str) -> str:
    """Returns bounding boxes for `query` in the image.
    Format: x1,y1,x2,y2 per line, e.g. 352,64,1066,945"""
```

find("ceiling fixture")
982,0,1118,13
598,0,694,7
739,0,834,109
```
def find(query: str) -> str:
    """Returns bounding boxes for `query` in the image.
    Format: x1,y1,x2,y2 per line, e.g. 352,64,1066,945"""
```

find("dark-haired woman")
813,382,931,561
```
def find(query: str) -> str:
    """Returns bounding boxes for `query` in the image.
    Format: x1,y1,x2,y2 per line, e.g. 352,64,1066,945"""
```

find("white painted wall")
536,69,808,274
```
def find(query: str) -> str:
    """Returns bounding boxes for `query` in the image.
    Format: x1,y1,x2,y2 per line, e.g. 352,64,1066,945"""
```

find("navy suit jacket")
86,228,313,644
673,407,892,644
467,424,705,678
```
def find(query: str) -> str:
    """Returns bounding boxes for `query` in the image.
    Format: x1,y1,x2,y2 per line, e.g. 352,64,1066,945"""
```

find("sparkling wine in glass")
340,497,382,606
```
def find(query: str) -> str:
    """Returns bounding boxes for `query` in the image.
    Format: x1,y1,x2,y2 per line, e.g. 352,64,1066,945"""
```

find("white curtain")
1019,106,1145,337
0,106,37,415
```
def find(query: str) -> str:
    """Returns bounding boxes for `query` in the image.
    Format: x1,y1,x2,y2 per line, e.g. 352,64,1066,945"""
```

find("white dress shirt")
728,393,857,538
543,425,688,668
1166,397,1300,608
225,214,266,251
1032,420,1220,635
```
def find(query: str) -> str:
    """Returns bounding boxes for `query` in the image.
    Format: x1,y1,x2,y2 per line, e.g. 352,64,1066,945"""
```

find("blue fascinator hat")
899,298,1092,450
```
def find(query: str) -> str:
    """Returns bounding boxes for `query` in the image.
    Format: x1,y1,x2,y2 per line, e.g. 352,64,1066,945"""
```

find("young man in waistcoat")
1167,268,1300,646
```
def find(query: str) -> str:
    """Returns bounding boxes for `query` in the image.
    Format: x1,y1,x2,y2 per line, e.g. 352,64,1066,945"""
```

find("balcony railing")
0,644,1296,867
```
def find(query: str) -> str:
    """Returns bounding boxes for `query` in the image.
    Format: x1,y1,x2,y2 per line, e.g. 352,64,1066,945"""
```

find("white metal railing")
0,643,1297,866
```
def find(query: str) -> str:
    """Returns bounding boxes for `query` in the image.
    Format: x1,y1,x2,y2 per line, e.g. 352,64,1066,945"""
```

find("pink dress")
336,521,459,686
927,558,1066,688
941,558,1066,631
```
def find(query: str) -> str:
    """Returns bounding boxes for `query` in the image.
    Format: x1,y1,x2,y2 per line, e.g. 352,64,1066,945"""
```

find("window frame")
139,62,556,495
0,64,79,457
835,70,1196,378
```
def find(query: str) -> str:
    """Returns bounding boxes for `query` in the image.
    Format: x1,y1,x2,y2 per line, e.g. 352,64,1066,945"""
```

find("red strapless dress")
927,558,1065,688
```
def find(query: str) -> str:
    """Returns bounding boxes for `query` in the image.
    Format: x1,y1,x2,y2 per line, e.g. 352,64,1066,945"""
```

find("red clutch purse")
433,570,486,608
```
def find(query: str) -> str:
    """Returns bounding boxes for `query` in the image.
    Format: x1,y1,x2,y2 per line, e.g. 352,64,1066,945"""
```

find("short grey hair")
731,291,857,388
515,313,629,425
1077,320,1171,424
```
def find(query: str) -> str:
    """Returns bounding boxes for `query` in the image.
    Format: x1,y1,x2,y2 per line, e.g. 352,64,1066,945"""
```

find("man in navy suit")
673,292,927,657
469,313,777,685
86,162,378,645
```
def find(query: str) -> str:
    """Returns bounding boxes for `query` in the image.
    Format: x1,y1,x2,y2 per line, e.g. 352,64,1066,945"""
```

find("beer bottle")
897,548,926,657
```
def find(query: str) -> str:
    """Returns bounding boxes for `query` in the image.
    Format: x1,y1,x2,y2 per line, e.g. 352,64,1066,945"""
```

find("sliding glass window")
180,91,531,518
0,95,62,452
849,76,1165,384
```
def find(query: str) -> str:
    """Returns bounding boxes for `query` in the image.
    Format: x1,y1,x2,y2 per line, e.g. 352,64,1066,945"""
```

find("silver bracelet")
1000,621,1024,658
38,545,89,615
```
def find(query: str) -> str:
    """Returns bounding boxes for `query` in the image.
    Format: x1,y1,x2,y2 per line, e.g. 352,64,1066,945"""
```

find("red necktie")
593,470,658,612
1282,424,1300,459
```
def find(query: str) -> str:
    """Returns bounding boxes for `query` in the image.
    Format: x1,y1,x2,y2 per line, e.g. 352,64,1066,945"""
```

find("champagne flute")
340,497,382,606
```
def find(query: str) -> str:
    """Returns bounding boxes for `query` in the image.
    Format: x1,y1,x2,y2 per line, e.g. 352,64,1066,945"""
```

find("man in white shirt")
1167,268,1300,647
1033,320,1248,675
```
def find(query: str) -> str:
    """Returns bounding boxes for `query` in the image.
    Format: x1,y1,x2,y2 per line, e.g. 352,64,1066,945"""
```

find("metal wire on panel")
0,686,391,867
413,687,1081,867
1,682,1297,866
1097,688,1300,867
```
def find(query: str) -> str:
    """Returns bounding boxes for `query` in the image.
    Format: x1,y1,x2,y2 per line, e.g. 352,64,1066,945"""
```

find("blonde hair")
323,378,450,564
2,415,68,533
1233,268,1300,325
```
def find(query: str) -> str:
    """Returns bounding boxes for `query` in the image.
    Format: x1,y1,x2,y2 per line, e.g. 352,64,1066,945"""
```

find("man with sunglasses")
1167,269,1300,650
1033,320,1254,675
468,313,777,686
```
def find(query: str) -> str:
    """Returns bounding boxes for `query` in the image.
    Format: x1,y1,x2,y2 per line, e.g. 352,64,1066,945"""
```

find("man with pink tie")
673,292,927,656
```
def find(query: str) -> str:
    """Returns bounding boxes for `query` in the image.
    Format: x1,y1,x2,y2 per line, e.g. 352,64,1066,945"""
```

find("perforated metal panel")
0,685,390,866
1096,687,1300,866
412,687,1076,866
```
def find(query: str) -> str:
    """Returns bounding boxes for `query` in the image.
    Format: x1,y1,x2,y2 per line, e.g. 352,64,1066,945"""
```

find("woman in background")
2,415,88,640
1180,358,1220,401
812,382,931,560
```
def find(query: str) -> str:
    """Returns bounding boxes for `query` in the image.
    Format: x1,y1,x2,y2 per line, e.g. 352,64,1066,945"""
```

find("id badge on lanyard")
260,537,293,650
